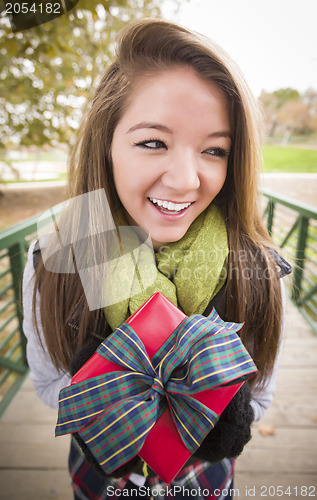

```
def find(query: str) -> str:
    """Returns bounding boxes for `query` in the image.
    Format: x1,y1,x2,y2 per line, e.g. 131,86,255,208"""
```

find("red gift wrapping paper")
71,292,245,483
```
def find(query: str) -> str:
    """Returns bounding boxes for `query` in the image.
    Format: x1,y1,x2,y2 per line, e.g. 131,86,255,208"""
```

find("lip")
147,198,194,220
149,197,194,204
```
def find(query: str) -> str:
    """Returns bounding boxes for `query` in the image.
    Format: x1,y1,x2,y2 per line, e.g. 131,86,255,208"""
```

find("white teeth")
150,198,192,212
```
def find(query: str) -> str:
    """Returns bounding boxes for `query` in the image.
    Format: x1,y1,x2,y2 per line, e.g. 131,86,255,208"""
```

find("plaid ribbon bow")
56,309,257,474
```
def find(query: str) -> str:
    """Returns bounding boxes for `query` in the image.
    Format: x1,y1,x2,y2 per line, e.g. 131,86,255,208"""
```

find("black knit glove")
193,381,254,463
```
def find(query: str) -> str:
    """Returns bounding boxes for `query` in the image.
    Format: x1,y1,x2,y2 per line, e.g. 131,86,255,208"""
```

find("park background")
0,0,317,226
0,0,316,499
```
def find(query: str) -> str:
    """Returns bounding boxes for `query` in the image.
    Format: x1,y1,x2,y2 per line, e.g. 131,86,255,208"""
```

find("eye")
203,147,230,159
134,139,167,150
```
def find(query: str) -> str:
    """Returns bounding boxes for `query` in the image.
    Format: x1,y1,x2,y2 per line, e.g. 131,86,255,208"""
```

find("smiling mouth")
148,197,193,214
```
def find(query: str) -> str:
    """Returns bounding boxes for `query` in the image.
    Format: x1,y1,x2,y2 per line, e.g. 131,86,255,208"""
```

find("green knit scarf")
104,204,228,331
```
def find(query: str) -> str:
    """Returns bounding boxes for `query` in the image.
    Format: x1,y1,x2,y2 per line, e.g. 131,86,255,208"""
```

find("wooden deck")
0,292,316,500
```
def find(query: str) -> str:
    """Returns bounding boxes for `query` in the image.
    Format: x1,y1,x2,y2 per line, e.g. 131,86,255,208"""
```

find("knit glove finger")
193,382,254,463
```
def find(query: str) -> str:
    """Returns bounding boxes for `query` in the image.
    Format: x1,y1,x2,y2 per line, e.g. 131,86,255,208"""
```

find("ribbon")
56,309,257,474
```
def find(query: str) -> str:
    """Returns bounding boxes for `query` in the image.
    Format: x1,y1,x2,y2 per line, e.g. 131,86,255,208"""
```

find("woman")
23,18,290,499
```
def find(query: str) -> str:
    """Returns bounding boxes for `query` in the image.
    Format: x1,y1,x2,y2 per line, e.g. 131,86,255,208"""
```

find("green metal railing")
0,190,316,416
0,211,53,417
262,189,317,334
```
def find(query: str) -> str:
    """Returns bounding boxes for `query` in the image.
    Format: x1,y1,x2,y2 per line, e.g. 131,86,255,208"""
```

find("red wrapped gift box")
70,292,250,483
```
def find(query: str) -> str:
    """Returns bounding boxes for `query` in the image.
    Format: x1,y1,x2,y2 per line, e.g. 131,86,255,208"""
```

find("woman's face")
111,66,231,250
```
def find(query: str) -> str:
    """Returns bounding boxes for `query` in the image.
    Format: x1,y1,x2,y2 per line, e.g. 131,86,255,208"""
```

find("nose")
162,150,200,192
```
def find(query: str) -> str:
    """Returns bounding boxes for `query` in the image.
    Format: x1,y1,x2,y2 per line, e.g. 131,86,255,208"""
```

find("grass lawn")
1,172,67,184
262,145,317,173
1,145,317,180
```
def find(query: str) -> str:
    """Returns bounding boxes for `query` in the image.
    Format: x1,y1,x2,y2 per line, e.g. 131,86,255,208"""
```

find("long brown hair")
33,18,282,388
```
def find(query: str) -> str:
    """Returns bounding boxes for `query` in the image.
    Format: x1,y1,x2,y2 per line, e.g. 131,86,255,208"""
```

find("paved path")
1,174,315,231
260,173,317,207
0,294,316,499
2,173,317,208
235,291,317,497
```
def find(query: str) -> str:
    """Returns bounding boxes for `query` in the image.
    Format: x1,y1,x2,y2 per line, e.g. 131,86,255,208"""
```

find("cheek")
112,167,123,198
205,165,228,194
219,166,228,189
111,151,131,194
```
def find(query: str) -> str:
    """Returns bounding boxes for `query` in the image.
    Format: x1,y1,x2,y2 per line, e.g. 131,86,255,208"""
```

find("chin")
151,230,187,249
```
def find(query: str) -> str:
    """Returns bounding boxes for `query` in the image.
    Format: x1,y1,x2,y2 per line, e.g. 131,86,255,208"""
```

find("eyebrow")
207,131,232,140
127,122,173,134
127,122,232,140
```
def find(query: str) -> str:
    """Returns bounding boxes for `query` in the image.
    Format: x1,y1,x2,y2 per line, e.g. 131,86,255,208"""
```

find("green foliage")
260,87,317,138
273,87,300,108
262,145,317,173
0,0,176,151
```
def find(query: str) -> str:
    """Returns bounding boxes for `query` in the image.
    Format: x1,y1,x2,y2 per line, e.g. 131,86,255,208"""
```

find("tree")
272,87,300,108
0,0,181,154
303,88,317,135
277,100,311,139
259,90,278,137
259,87,317,141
